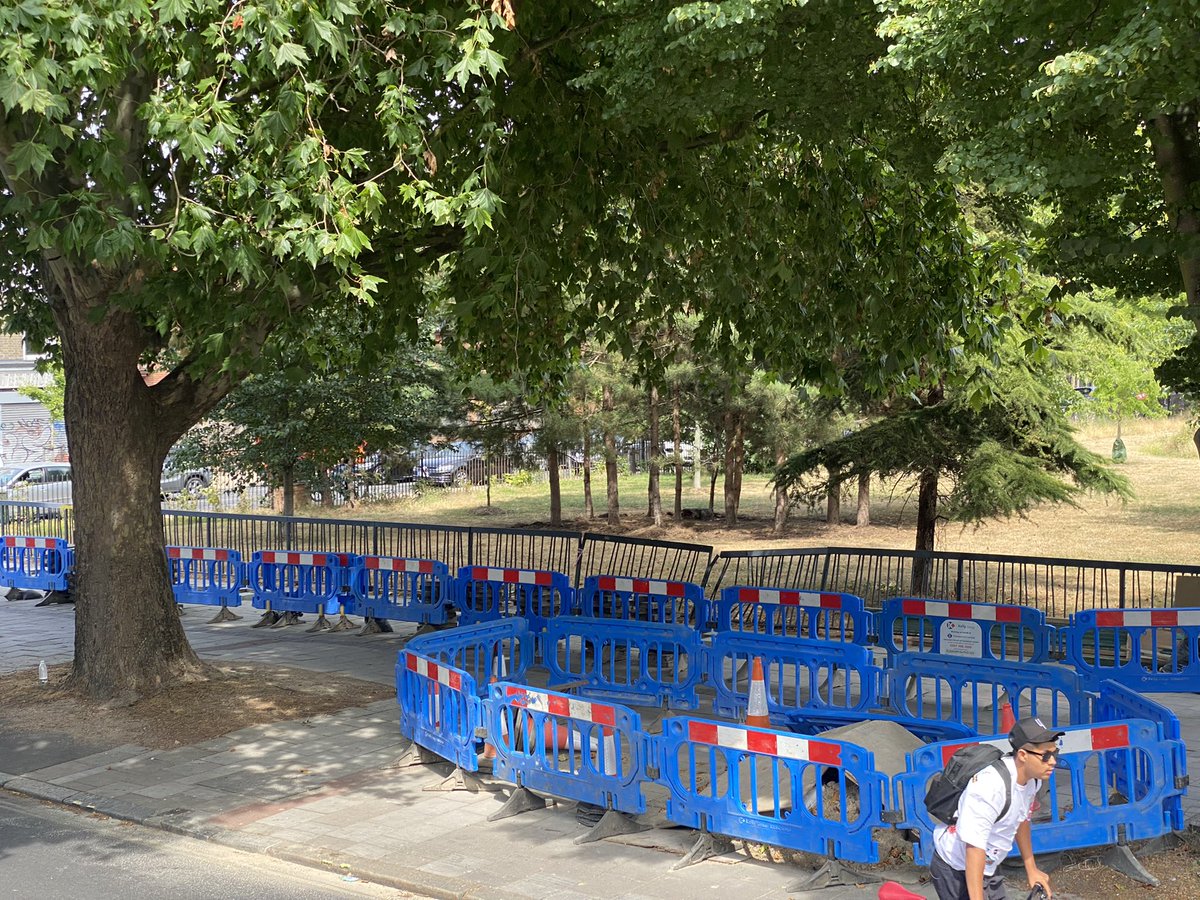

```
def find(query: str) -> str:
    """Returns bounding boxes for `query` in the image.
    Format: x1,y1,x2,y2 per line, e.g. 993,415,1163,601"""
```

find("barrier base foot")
671,831,733,870
423,767,503,794
251,610,280,628
787,859,884,891
4,586,20,600
207,605,242,624
488,786,547,822
358,616,394,635
1101,843,1159,887
392,742,443,768
35,590,72,606
327,613,357,633
574,808,648,845
271,611,303,628
306,613,332,633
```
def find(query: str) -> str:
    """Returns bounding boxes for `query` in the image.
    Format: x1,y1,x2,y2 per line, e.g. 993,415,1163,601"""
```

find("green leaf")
7,140,54,178
274,42,310,68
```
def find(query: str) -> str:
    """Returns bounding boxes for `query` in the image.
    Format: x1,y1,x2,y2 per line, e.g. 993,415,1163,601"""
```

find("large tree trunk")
582,430,595,519
825,466,841,524
547,446,562,526
911,468,939,594
772,447,789,534
722,409,745,526
672,383,683,520
58,304,207,702
603,384,619,526
647,386,662,526
1150,110,1200,306
856,471,871,526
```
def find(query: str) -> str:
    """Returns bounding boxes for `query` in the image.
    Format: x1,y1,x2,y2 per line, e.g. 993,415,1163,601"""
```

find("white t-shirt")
933,756,1039,876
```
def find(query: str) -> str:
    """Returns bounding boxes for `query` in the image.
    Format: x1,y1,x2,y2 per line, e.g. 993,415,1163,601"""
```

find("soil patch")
1050,832,1200,899
0,662,392,750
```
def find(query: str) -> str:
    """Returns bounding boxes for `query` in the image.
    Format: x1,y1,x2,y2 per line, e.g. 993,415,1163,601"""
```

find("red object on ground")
877,881,926,900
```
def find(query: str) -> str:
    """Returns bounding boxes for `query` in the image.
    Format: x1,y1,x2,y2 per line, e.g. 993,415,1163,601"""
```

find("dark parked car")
414,443,524,487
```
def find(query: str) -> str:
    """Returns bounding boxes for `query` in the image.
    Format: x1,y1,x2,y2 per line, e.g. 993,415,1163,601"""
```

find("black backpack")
924,744,1012,825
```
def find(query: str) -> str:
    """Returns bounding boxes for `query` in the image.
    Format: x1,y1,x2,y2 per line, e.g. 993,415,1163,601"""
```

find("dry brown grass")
311,417,1200,565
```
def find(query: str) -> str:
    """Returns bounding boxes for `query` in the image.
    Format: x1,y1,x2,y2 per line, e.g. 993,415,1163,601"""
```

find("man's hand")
1026,867,1052,897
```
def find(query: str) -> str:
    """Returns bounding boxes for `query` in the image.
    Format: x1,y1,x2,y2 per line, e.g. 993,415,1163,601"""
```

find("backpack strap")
990,759,1013,821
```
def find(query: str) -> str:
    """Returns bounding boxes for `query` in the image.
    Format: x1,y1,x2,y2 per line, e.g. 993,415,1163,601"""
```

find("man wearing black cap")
930,717,1062,899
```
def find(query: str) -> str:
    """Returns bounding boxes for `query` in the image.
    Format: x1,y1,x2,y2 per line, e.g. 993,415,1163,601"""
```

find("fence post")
820,552,832,591
955,558,964,602
1119,567,1127,610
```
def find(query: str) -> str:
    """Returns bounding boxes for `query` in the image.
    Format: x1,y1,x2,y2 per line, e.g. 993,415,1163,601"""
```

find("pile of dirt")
0,662,393,749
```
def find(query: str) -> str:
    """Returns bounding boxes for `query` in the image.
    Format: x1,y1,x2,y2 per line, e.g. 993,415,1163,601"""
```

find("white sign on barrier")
939,619,983,657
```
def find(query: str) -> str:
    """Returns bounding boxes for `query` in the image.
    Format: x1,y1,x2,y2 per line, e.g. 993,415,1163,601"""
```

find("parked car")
414,442,524,487
160,456,213,495
0,463,73,505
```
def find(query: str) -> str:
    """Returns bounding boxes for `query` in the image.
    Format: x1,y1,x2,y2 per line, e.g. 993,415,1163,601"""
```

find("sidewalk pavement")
1,600,1194,900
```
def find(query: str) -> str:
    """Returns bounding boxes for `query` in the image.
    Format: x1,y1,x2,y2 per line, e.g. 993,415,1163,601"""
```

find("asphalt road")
0,791,413,900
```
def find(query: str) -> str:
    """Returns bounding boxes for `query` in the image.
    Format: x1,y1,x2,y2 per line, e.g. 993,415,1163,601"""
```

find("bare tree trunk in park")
647,386,662,525
723,409,745,527
708,466,718,514
603,384,620,526
911,468,939,594
772,447,789,534
825,466,841,524
1150,111,1200,307
856,471,871,526
547,446,562,526
582,430,595,519
693,420,702,491
281,465,297,517
672,384,683,519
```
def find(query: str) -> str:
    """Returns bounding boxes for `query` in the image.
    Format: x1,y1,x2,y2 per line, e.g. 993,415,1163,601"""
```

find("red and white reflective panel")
470,567,555,586
503,685,616,726
259,551,333,567
4,536,60,549
900,599,1022,623
596,576,688,597
404,652,463,691
687,720,842,765
736,587,845,609
168,546,230,562
1093,609,1200,628
365,556,434,574
939,725,1130,766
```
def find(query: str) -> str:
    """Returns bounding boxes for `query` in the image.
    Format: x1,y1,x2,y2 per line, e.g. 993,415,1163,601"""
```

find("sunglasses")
1022,747,1060,763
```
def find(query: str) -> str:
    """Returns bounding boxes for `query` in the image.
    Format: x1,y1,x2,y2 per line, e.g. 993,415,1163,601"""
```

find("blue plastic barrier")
1091,679,1188,832
578,575,709,629
659,717,888,863
167,546,243,608
707,631,882,721
407,618,535,694
454,565,573,634
544,617,704,709
397,650,483,771
488,682,647,813
0,535,71,593
1060,608,1200,692
888,653,1087,734
249,550,345,615
895,720,1187,865
352,556,451,625
878,597,1052,663
716,586,873,644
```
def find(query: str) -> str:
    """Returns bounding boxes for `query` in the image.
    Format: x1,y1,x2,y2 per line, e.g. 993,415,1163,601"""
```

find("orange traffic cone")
480,675,500,763
999,690,1016,734
745,657,771,728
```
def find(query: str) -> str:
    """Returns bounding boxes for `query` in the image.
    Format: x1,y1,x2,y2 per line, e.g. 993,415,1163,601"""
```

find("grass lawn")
301,417,1200,566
